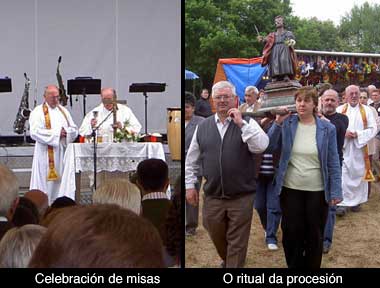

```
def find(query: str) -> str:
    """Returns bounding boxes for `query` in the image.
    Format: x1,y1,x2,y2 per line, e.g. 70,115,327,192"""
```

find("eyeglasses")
213,95,233,101
360,97,368,99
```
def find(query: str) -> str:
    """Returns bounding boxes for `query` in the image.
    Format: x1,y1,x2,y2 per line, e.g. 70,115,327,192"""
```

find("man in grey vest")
185,81,269,268
185,91,204,236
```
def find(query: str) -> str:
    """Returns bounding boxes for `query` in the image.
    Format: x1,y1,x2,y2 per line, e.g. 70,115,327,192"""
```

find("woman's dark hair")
185,91,196,107
51,196,76,209
137,159,168,192
12,197,39,227
294,86,319,112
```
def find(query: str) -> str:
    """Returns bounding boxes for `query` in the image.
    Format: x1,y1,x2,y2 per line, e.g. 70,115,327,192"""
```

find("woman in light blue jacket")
267,86,342,269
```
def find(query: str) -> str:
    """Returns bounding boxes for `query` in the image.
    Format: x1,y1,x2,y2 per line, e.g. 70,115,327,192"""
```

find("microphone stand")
143,91,148,135
82,88,87,118
23,124,27,145
90,111,113,191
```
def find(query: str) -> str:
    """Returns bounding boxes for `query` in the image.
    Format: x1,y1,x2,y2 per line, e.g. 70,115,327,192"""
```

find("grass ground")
185,183,380,268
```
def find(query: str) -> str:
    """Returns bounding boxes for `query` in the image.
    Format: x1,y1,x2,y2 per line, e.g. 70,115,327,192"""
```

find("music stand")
0,78,12,93
129,83,166,135
67,77,101,117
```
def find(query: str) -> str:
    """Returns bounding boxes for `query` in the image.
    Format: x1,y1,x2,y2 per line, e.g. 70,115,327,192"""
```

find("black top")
370,102,380,116
194,98,213,117
142,199,171,243
324,112,349,166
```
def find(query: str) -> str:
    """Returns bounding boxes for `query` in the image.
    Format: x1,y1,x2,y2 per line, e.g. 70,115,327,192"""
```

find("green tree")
339,2,380,53
186,0,368,91
185,0,292,92
288,17,345,52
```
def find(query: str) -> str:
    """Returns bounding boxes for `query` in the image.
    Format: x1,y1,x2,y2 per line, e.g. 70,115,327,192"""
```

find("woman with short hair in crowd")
266,86,342,268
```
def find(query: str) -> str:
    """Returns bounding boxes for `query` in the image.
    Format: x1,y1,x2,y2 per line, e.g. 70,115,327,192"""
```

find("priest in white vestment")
79,87,142,140
29,85,78,204
336,85,377,211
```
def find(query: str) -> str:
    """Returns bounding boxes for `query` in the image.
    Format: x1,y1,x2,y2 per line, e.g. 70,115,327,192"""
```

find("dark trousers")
323,205,336,248
186,179,201,233
254,175,282,244
280,187,328,269
203,193,255,268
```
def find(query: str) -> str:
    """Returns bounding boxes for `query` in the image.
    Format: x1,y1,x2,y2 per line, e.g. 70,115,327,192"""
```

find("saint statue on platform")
258,15,297,82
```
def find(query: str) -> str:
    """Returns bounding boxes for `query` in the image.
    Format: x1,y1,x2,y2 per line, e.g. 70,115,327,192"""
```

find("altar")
59,142,166,202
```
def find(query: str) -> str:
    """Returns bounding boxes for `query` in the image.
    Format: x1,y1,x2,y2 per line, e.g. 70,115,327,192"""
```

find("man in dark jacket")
194,88,213,117
321,89,348,254
136,159,171,243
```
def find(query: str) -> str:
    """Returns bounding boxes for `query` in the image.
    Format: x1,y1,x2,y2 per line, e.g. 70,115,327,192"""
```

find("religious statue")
257,15,297,82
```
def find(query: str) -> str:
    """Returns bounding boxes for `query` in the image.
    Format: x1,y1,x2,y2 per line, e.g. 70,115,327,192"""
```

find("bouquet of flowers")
284,38,296,47
114,120,140,142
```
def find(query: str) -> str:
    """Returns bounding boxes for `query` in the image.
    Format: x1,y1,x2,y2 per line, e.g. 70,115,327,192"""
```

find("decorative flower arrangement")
114,120,140,143
328,60,337,71
284,38,296,47
295,57,380,86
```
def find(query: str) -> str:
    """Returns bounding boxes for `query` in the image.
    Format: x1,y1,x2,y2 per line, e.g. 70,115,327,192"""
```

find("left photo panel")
0,0,182,269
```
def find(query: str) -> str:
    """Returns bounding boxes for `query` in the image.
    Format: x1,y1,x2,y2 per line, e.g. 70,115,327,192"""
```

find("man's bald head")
368,85,376,95
44,85,60,108
101,88,116,111
321,89,339,115
345,85,360,107
322,89,339,99
24,190,49,217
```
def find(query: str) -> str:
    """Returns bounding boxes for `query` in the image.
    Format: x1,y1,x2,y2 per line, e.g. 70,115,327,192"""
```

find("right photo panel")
184,0,380,268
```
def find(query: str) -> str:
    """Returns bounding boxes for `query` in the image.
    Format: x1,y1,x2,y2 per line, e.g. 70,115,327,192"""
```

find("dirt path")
185,183,380,268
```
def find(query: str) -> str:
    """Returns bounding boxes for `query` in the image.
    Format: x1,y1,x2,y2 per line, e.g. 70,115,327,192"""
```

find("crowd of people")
0,158,181,268
185,80,380,268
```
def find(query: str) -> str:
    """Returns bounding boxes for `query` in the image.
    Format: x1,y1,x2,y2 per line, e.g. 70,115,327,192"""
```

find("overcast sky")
291,0,380,26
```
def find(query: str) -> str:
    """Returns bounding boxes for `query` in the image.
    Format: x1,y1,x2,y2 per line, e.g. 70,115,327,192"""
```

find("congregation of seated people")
0,161,181,268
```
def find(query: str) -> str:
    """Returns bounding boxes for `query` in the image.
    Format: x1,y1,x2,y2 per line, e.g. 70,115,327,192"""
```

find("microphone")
102,98,112,105
102,98,119,111
93,110,99,119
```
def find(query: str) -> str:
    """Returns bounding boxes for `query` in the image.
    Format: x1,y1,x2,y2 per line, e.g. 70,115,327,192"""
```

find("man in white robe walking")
29,85,78,204
79,87,141,141
336,85,377,215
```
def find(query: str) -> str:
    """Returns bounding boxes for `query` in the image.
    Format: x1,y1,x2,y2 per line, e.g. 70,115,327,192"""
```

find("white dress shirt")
185,114,269,189
79,103,142,137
